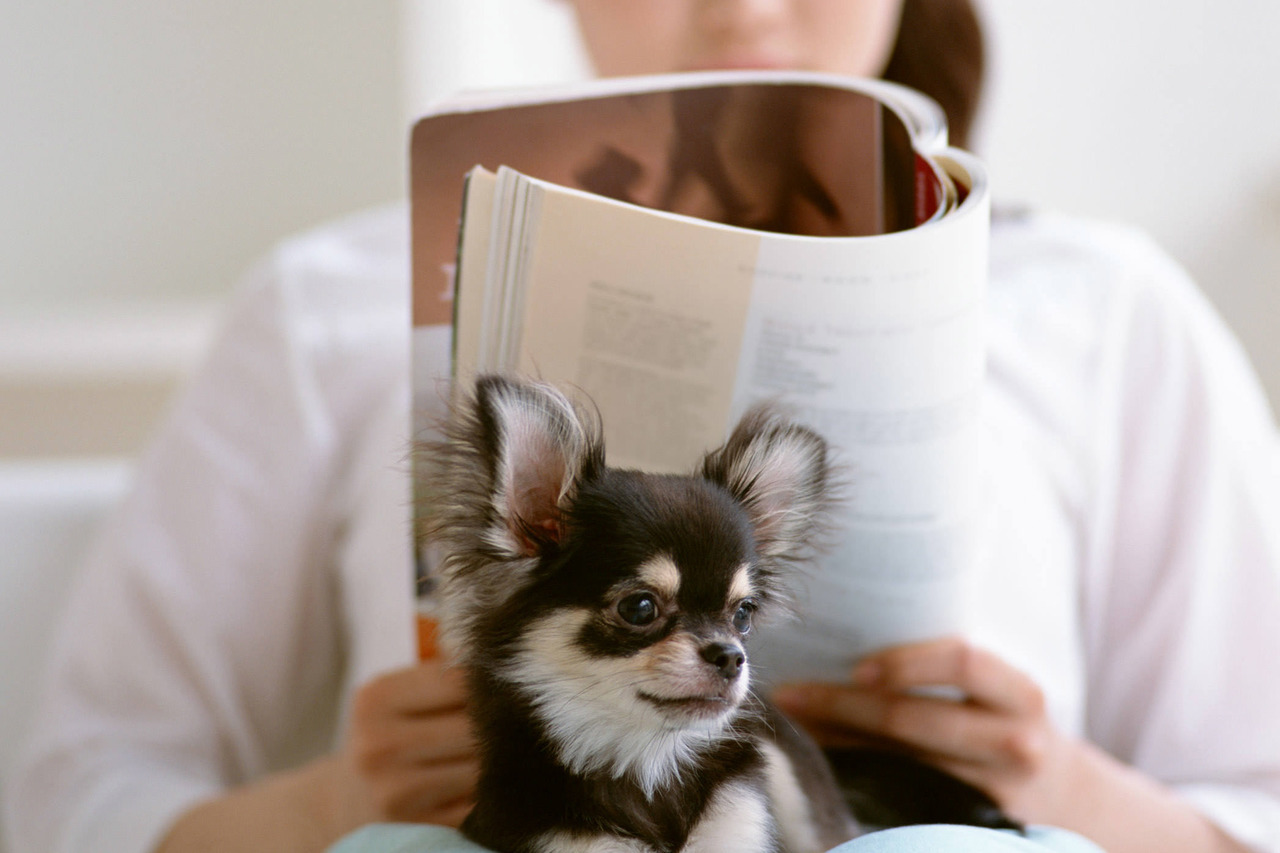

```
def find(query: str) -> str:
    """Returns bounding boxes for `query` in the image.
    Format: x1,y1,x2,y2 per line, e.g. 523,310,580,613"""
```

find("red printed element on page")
915,153,941,225
417,614,440,660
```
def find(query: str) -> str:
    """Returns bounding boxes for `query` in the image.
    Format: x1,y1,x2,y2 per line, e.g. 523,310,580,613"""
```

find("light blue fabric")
327,823,1106,853
329,824,489,853
830,825,1106,853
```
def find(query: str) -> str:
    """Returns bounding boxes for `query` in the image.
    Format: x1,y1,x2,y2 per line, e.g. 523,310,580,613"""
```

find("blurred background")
2,0,1279,458
2,2,1279,828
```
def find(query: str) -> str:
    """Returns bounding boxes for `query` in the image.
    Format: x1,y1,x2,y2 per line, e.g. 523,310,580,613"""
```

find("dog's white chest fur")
681,780,776,851
531,780,775,853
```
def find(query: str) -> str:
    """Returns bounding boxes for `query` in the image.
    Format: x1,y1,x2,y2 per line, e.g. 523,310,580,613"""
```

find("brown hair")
881,0,986,150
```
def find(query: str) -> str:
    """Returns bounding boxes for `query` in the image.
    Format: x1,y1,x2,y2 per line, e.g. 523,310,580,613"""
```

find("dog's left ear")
471,375,604,557
701,405,831,562
422,376,604,663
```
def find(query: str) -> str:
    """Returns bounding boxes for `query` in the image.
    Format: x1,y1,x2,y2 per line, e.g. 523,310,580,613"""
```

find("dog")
419,375,1016,853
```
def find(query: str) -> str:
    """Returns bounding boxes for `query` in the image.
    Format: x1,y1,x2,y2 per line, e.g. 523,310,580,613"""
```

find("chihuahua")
419,375,1015,853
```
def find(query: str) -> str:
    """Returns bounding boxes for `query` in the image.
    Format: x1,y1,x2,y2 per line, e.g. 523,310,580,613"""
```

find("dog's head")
421,375,831,791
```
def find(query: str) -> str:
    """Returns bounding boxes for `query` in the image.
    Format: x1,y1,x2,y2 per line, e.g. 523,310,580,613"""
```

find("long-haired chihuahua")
419,375,1014,853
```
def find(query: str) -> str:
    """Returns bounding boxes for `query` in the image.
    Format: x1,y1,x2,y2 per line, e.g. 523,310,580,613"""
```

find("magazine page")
413,72,983,672
411,71,940,329
450,170,496,384
455,166,765,472
449,153,989,680
737,152,990,683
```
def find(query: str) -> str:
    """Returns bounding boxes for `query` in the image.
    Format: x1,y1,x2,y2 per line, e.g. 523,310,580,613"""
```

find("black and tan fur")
419,375,1015,853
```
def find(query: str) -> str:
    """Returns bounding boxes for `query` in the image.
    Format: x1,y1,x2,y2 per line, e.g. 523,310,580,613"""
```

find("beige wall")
0,1,405,456
415,0,1280,413
2,0,405,307
4,0,1279,457
980,0,1280,408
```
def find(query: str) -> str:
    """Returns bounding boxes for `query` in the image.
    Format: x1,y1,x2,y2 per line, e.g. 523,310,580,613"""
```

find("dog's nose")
701,642,745,680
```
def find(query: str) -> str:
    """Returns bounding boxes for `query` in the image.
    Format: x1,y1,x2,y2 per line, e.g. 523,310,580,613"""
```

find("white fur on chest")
533,832,654,853
682,780,775,851
532,780,775,853
760,740,823,853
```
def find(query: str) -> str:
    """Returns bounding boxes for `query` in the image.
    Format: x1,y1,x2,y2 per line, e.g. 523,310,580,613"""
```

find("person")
6,2,1280,852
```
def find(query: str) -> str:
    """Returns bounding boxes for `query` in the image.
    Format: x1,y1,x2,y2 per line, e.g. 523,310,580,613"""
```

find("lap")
328,824,1105,853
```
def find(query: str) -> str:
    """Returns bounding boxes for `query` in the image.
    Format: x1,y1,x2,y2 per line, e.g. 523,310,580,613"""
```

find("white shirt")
7,204,1280,853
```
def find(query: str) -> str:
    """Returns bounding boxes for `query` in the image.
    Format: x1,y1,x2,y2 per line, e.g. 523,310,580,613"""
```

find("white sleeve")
1081,232,1280,851
3,256,354,853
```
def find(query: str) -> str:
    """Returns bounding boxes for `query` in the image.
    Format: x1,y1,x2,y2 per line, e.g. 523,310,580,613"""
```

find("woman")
7,2,1279,852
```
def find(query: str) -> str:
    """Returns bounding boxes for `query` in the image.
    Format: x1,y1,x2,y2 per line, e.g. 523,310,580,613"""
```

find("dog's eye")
617,592,660,627
733,600,757,634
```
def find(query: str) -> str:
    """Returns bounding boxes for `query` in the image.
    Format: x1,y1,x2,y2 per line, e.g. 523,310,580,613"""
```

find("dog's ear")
470,375,603,557
701,405,831,563
420,376,603,663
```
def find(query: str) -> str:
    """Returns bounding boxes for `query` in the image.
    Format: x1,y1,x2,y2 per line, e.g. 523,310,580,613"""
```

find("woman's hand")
334,660,479,831
156,661,478,852
772,636,1078,823
772,637,1251,853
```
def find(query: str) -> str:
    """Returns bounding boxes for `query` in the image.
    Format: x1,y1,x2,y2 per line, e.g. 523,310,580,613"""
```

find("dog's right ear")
461,375,603,558
701,404,831,566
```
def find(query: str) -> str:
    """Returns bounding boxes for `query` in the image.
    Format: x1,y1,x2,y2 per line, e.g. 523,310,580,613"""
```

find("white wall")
403,0,1280,412
4,0,1279,456
0,1,406,455
399,0,591,117
1,0,406,309
979,1,1280,406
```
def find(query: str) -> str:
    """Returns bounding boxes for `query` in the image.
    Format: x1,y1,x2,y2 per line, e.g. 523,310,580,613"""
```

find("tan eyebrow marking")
636,556,681,600
729,564,753,603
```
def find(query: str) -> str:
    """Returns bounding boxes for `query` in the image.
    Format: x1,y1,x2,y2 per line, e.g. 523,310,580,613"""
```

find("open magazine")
410,70,990,684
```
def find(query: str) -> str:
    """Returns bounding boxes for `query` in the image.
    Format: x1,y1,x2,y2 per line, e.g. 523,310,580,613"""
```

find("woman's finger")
855,637,1045,716
353,662,469,720
783,715,895,751
380,759,480,822
430,799,475,830
777,684,1043,767
376,710,476,765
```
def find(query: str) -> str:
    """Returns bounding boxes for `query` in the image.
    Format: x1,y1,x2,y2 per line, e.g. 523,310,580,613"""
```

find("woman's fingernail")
852,661,882,686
